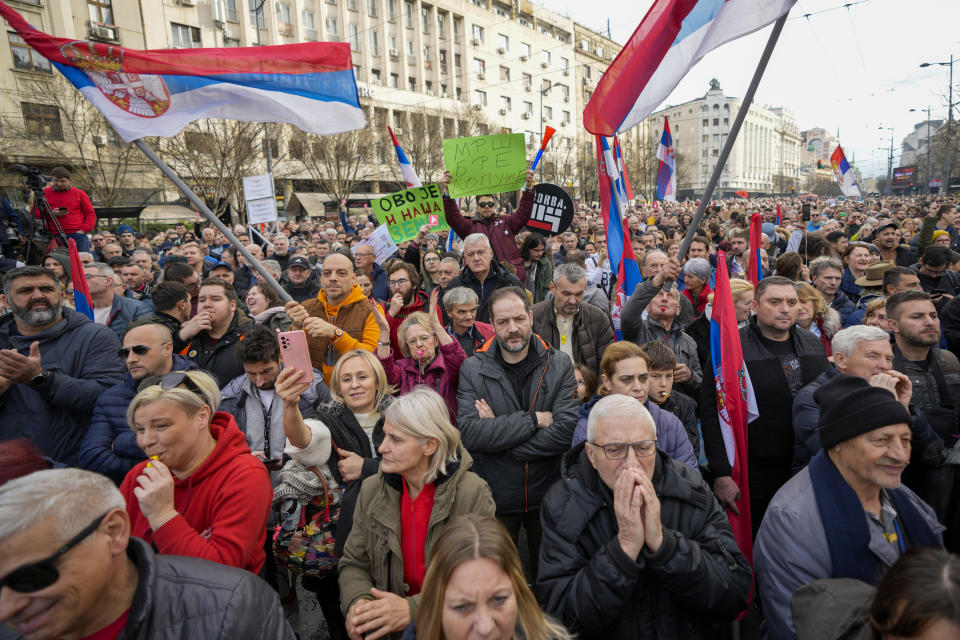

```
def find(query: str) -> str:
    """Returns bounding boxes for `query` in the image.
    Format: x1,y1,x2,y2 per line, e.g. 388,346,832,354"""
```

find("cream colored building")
0,0,623,216
648,79,801,199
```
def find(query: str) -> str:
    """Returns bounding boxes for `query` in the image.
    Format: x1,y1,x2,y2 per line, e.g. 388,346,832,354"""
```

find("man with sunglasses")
0,266,124,467
83,262,152,340
538,394,751,639
0,468,295,640
439,168,535,283
78,323,197,485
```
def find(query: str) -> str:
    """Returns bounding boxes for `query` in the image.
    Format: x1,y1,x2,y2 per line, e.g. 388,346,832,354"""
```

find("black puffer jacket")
447,259,523,324
178,310,255,387
538,445,751,639
123,537,295,639
456,337,578,514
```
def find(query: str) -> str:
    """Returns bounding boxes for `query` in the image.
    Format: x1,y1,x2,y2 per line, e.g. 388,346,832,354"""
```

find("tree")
1,74,162,206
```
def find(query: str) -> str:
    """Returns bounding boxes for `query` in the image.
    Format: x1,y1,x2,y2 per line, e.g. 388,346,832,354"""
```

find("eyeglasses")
139,371,205,399
406,335,434,346
0,513,107,593
476,202,496,208
117,343,166,359
388,278,409,287
588,440,658,459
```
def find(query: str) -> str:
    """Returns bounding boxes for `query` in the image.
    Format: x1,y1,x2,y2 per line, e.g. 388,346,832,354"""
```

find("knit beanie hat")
814,373,912,450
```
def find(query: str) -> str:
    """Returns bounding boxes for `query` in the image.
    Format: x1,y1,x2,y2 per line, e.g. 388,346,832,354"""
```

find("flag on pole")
830,145,863,199
710,251,758,563
613,136,635,201
597,135,642,339
67,238,94,321
583,0,796,136
387,126,422,189
746,213,764,287
656,116,677,201
776,203,782,226
0,2,366,142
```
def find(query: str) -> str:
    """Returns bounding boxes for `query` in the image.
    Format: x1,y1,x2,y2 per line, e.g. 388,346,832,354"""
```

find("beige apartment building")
0,0,632,219
648,79,801,199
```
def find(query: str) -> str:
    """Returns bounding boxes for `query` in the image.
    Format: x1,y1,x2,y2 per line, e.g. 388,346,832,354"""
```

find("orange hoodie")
120,412,272,574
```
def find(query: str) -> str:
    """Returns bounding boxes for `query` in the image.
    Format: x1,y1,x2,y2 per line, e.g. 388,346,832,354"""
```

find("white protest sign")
243,173,278,224
352,224,398,264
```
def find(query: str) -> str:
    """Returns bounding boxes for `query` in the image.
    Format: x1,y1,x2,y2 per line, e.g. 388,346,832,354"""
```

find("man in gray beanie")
754,373,944,640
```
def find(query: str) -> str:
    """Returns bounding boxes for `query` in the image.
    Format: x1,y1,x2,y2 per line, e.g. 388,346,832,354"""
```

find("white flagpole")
133,139,293,303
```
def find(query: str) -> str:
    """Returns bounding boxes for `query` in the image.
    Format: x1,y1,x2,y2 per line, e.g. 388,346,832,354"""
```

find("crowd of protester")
2,165,960,639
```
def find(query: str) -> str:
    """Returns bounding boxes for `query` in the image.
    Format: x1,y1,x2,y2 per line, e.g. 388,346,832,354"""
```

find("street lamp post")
910,106,934,193
920,55,954,194
879,125,894,195
254,0,274,179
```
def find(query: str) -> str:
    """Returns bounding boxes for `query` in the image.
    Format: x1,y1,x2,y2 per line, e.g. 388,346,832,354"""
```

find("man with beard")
700,276,829,535
177,278,255,387
117,224,138,257
78,323,197,484
219,326,330,484
873,221,917,267
456,286,578,580
888,290,960,443
120,262,153,309
433,257,461,325
532,264,614,374
40,166,96,252
0,266,123,465
268,233,292,270
382,261,429,353
726,228,750,277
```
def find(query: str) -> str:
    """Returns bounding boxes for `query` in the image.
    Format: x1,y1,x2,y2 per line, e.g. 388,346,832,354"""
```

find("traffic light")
816,160,823,169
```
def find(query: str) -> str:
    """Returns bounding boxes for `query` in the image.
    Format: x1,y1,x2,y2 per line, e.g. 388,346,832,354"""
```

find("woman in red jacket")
120,370,272,574
374,289,466,422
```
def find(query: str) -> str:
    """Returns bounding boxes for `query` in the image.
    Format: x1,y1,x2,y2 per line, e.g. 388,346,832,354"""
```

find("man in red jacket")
41,166,96,252
439,169,535,282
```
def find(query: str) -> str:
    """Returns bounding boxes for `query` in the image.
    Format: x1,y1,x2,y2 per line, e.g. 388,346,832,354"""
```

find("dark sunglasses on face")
118,344,152,359
477,202,496,208
0,513,107,593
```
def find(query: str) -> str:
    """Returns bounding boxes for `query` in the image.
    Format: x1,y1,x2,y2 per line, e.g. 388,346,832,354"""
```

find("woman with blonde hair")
795,282,841,355
374,290,466,421
406,513,571,640
339,387,496,640
120,369,272,574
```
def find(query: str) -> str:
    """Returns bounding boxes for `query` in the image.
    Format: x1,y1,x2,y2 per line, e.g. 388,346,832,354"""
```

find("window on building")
422,7,430,32
404,1,414,28
422,46,430,61
390,73,399,87
500,95,511,111
473,89,487,106
21,102,62,140
9,33,51,73
562,110,570,124
712,149,719,156
87,0,116,37
454,53,461,68
543,106,553,121
560,56,568,71
712,118,719,126
583,65,591,80
248,0,266,28
437,13,446,38
541,49,550,65
276,5,293,34
522,72,531,89
541,78,551,93
407,40,415,55
349,23,360,50
368,0,377,16
723,118,729,125
390,34,398,50
302,10,316,31
223,0,238,21
560,84,569,100
326,16,338,35
409,77,416,91
523,101,533,115
499,65,510,81
425,80,432,93
370,30,380,56
455,87,462,101
453,17,462,42
521,42,531,58
171,23,201,48
472,24,484,42
473,57,485,74
387,0,397,20
497,33,508,50
702,134,708,142
439,48,447,72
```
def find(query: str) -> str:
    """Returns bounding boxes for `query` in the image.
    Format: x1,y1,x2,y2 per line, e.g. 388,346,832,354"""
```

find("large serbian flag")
710,251,758,561
584,0,795,136
656,116,677,201
388,126,422,189
0,2,366,142
830,145,863,199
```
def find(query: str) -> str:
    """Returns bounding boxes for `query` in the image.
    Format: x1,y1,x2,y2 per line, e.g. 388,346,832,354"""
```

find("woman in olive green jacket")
338,387,495,639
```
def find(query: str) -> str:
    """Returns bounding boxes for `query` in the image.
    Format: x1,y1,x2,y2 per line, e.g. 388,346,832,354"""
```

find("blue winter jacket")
0,307,124,465
105,293,153,340
77,354,198,484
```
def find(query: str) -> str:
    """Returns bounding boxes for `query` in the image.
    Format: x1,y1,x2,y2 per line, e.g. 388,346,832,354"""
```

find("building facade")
648,79,801,199
0,0,624,219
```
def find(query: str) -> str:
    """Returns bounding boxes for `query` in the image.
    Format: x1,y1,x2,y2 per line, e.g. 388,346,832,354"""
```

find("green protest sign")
442,133,526,198
372,183,448,243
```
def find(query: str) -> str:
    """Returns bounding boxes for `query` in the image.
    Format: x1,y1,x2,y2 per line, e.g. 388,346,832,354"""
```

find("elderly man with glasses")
352,244,388,301
538,394,751,639
78,323,198,485
0,468,295,640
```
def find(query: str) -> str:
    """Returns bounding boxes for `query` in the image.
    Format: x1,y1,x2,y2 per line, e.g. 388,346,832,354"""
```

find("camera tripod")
19,177,69,265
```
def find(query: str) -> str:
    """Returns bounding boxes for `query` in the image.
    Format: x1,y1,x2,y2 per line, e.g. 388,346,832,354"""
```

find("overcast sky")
549,0,960,180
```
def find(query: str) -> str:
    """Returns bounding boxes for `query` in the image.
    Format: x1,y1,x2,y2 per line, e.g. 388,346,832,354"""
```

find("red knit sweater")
120,412,272,574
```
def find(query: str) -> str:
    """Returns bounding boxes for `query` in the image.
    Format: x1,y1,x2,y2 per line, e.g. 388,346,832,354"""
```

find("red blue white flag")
388,126,422,189
67,239,94,321
612,136,635,201
597,135,641,338
710,251,758,561
746,213,764,287
0,1,366,142
656,116,677,201
830,145,862,199
584,0,796,136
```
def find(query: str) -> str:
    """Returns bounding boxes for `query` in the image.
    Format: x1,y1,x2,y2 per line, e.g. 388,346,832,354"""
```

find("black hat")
287,256,311,270
814,373,912,450
875,221,899,235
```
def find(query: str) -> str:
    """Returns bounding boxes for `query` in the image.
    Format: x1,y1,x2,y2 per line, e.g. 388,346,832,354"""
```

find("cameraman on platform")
40,166,97,252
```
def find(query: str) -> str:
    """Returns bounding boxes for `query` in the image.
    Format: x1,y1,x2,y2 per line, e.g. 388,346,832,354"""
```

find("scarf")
809,450,939,584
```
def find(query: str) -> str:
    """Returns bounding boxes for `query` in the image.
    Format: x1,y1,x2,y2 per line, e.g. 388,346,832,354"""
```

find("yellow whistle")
146,455,159,468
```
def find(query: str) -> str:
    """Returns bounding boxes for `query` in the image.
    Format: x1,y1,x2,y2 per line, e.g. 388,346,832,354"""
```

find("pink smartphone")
277,330,313,382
